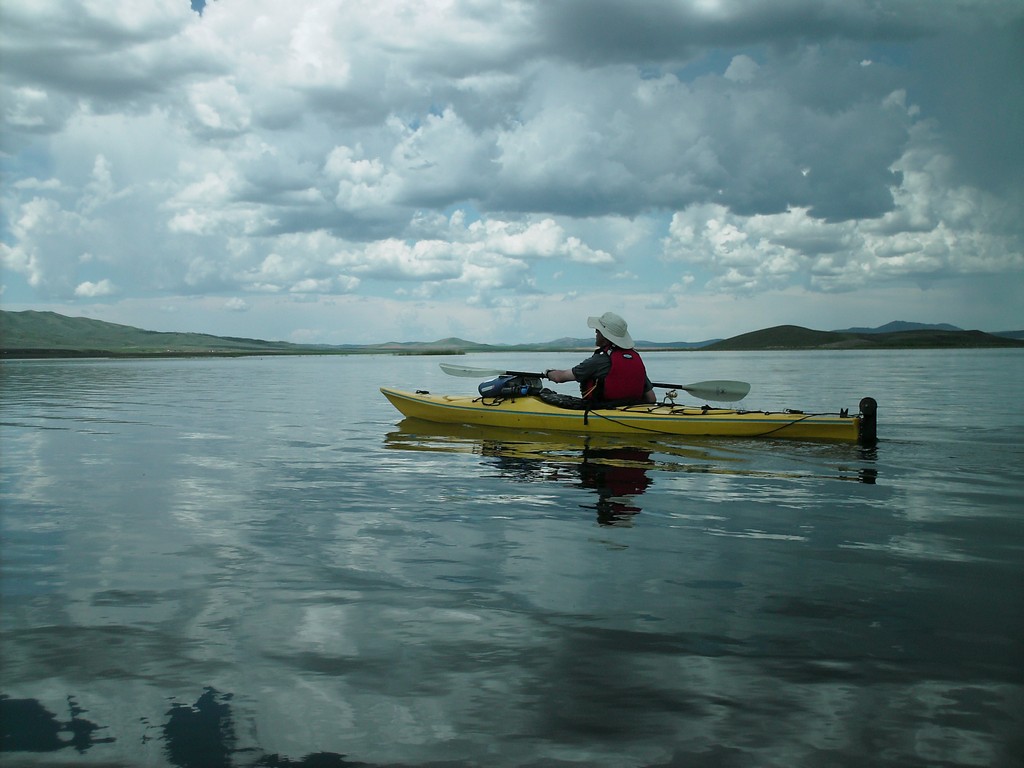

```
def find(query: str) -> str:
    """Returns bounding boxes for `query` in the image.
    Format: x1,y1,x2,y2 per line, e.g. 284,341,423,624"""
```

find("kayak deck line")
380,387,877,443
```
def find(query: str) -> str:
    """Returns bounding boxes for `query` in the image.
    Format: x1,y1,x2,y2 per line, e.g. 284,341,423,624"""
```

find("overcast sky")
2,0,1022,344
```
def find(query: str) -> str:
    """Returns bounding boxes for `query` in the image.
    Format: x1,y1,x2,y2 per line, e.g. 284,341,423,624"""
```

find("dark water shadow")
161,688,372,767
163,688,239,768
0,689,367,767
0,694,114,753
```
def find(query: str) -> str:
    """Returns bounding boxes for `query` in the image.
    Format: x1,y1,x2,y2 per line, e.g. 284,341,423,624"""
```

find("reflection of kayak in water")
381,387,877,442
383,416,708,459
580,446,652,497
384,418,657,526
578,446,653,526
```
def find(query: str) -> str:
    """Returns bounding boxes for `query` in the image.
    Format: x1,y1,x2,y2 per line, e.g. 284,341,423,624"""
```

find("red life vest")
582,346,648,402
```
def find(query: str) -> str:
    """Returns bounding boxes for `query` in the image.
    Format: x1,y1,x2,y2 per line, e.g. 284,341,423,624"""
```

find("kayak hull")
380,387,869,442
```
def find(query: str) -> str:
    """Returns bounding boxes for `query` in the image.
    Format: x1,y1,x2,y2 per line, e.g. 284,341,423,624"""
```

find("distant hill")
0,311,724,357
995,329,1024,340
832,320,1024,341
517,336,721,350
373,337,497,352
833,320,963,334
0,310,311,357
705,324,1024,351
2,310,1022,357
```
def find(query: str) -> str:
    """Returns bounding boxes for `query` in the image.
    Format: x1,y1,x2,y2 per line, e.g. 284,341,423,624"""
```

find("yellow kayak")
380,386,877,442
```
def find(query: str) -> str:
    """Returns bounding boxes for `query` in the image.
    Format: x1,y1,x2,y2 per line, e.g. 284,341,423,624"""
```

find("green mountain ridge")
1,310,1022,358
833,320,962,334
0,310,306,356
704,324,1024,351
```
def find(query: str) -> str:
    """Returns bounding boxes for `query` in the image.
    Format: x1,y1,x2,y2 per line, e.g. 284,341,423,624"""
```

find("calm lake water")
1,350,1022,767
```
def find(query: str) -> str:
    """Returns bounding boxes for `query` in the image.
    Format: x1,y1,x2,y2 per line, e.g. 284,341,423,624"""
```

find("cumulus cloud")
1,0,1021,340
662,127,1024,296
74,279,116,297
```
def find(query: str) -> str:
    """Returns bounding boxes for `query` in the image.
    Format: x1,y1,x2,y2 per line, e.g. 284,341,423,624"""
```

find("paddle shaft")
498,369,743,393
439,363,750,401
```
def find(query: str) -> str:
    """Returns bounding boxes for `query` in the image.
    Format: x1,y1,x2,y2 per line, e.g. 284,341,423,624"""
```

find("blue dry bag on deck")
478,375,542,399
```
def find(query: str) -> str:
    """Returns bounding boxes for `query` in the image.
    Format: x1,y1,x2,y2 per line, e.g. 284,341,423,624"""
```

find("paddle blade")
675,380,750,402
439,363,507,378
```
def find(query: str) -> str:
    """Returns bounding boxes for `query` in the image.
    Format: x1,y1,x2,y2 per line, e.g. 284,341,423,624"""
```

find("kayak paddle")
439,363,751,402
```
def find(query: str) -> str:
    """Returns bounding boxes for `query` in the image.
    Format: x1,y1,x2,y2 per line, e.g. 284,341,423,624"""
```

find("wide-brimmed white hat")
588,311,635,349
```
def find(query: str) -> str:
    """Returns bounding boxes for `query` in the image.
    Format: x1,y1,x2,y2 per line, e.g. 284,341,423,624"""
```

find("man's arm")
547,354,607,384
545,368,577,383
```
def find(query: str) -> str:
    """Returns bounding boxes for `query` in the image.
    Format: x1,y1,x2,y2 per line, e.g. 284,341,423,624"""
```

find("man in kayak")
545,312,657,404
